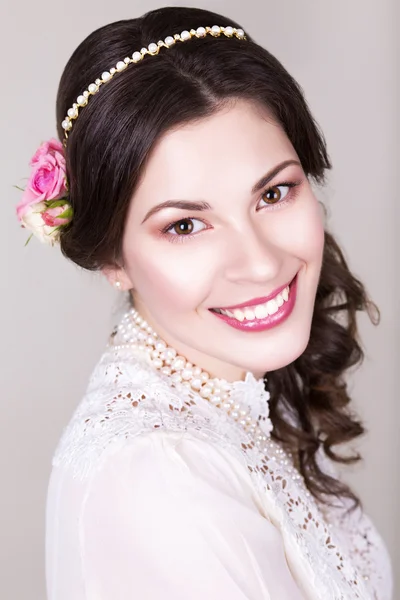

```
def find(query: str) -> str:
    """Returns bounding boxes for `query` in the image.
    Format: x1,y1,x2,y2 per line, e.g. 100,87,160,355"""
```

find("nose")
223,225,284,284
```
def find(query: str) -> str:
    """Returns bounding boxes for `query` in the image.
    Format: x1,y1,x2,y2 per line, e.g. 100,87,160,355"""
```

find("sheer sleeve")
76,429,305,600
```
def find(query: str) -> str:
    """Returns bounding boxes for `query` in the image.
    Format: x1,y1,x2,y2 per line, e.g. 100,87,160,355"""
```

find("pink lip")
209,273,298,332
212,275,296,311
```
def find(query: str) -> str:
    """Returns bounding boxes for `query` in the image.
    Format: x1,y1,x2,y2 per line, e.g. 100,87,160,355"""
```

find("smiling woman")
105,101,325,382
18,4,393,600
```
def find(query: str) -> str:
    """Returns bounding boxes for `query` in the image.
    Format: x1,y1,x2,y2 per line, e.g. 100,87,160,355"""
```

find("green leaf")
24,233,33,247
13,185,25,192
45,198,70,209
57,207,73,220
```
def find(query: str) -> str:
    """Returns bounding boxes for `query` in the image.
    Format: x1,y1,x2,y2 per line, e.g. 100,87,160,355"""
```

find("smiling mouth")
209,276,296,323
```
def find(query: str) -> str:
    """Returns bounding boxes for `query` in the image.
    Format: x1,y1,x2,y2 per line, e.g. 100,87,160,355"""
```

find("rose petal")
16,186,42,220
42,205,70,227
30,138,64,167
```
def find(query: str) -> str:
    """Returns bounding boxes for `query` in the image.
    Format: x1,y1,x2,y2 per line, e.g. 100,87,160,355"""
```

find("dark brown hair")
56,6,379,509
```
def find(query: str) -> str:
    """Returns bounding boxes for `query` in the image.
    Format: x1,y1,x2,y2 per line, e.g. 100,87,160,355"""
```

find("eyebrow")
141,158,301,224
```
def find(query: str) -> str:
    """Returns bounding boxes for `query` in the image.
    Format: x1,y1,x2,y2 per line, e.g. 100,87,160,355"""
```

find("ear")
101,265,134,291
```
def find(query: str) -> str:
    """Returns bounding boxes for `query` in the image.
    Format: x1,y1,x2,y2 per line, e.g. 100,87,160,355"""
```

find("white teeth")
215,284,291,322
276,293,284,307
254,303,268,319
233,309,245,322
244,308,256,321
266,298,279,314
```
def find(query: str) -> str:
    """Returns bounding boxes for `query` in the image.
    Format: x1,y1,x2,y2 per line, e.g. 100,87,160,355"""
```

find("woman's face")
104,99,325,381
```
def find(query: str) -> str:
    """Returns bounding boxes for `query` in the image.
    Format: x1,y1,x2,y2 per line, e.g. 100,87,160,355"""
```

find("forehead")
135,99,298,198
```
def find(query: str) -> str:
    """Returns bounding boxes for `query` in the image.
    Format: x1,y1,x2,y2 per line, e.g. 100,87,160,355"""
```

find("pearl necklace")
110,308,273,440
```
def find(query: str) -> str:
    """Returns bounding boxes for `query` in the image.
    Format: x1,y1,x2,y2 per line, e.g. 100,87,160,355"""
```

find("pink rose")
28,154,67,200
30,138,65,167
42,204,71,227
16,139,67,221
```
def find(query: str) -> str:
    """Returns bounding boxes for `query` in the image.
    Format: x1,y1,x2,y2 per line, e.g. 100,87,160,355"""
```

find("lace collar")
109,307,273,437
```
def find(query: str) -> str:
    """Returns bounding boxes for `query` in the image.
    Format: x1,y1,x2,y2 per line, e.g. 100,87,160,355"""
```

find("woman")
16,6,393,599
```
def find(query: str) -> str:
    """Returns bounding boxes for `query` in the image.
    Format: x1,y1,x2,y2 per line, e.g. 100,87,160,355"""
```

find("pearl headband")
15,24,246,247
61,25,247,145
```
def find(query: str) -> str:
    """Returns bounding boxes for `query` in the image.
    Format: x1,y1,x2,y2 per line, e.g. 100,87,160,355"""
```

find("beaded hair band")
15,24,246,247
61,25,246,145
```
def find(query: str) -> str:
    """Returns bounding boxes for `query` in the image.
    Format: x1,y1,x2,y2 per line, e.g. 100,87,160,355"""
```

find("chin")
242,355,294,376
239,330,312,375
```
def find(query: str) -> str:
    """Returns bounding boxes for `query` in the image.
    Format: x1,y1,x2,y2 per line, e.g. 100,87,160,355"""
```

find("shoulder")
86,428,257,511
52,345,244,481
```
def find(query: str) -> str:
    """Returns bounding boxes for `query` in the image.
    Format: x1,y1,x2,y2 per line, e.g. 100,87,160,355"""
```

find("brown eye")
162,217,207,240
259,184,292,208
173,219,194,235
262,186,283,204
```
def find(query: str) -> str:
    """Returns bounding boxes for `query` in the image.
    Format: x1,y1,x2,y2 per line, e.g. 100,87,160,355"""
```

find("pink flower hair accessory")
15,138,73,246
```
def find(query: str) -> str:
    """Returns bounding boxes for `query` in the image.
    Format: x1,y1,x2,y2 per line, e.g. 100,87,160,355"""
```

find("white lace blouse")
45,311,393,600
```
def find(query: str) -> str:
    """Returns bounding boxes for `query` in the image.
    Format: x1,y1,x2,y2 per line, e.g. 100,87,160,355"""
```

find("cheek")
276,196,325,262
126,241,216,313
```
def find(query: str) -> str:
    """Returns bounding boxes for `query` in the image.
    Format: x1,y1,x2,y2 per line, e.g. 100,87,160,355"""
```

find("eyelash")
159,180,302,244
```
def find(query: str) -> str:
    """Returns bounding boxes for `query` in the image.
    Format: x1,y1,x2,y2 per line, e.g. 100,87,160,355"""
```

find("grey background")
1,0,398,598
